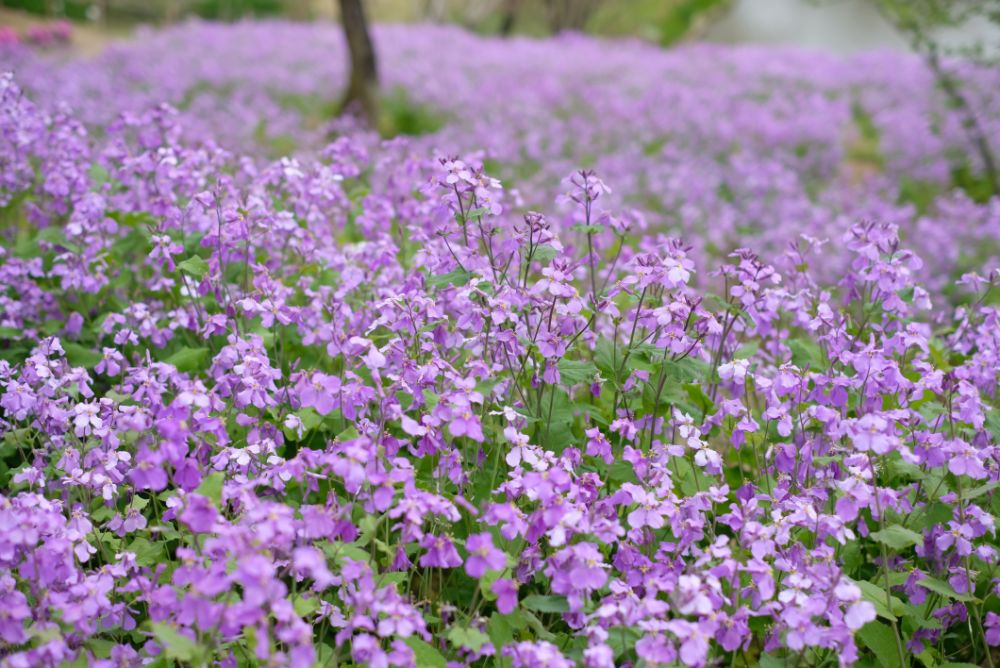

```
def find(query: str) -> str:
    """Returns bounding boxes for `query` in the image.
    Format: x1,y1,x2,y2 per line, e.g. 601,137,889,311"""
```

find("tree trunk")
423,0,447,22
544,0,600,33
499,0,518,35
338,0,379,127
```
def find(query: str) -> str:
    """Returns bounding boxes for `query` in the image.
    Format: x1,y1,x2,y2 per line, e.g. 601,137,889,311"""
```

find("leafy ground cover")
2,20,1000,668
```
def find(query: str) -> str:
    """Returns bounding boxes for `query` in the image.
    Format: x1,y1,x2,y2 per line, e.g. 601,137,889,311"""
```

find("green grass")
377,87,447,138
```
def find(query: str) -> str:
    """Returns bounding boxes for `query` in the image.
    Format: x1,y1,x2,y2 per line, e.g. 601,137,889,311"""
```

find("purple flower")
235,555,283,607
449,410,484,442
947,439,987,479
298,372,341,416
419,534,462,569
95,347,124,376
623,485,666,530
585,427,613,464
5,26,1000,668
179,495,219,533
464,533,507,578
504,641,573,668
668,620,710,667
986,612,1000,646
844,601,876,630
936,521,975,555
130,449,168,491
850,414,895,454
492,578,518,614
292,546,336,589
0,587,30,644
546,543,608,608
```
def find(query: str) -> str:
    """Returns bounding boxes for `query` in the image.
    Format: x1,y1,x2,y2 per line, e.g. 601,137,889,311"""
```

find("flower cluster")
0,20,1000,668
0,20,71,49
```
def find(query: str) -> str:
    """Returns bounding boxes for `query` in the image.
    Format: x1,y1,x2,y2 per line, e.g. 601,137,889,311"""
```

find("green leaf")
293,407,324,431
427,269,472,289
88,163,111,187
870,525,923,551
423,389,440,411
606,625,641,658
85,638,116,659
177,255,209,279
291,595,320,617
673,456,712,497
557,359,597,385
856,621,902,668
853,579,904,621
164,347,209,373
607,460,638,484
522,595,569,613
316,641,337,667
532,244,558,262
661,356,710,383
59,654,89,668
63,342,102,369
127,537,165,567
962,480,999,501
888,458,926,482
985,410,1000,443
570,223,605,234
757,655,787,668
917,401,947,424
151,622,199,662
41,319,63,336
916,576,976,602
911,501,954,532
683,383,714,414
447,626,490,651
488,613,517,667
379,571,407,587
129,495,149,511
594,339,618,380
318,540,371,565
914,648,939,668
356,515,379,548
335,425,360,442
929,341,952,371
37,226,69,247
403,637,447,668
520,610,556,641
194,472,224,507
112,210,156,229
788,338,824,370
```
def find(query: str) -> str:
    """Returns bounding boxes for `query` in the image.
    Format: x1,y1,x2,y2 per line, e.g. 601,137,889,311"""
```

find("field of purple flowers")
2,19,1000,668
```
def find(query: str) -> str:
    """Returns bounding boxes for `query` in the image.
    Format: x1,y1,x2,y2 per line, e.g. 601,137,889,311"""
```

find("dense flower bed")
0,20,71,48
2,20,1000,668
